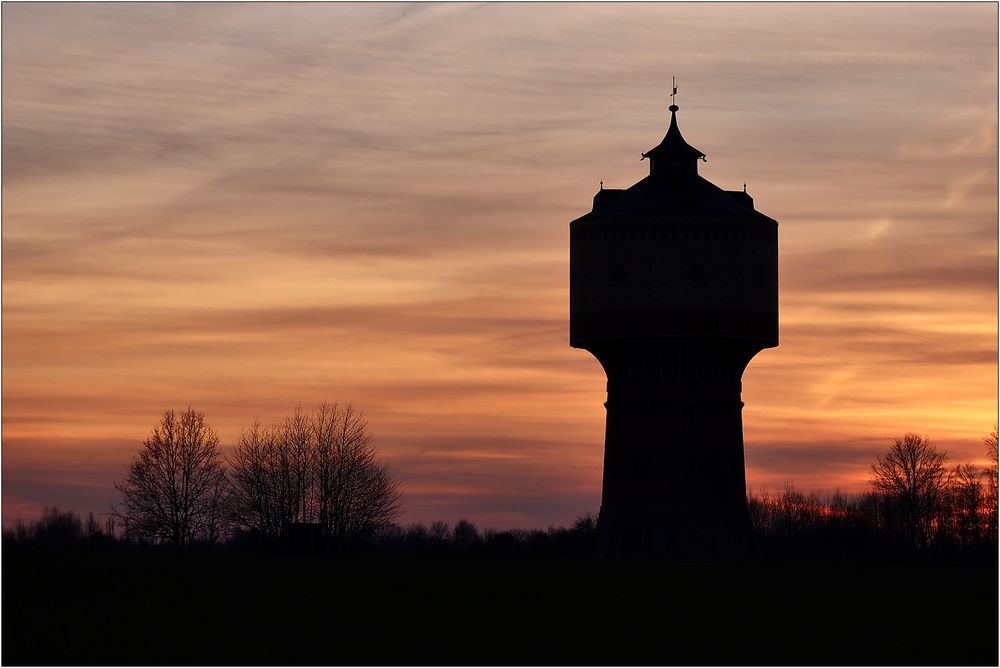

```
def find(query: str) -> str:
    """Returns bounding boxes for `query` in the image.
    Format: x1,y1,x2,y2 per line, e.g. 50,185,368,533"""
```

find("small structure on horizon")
569,86,778,557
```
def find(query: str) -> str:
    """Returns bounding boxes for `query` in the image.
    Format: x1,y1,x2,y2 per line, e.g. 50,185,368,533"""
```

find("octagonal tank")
570,106,777,351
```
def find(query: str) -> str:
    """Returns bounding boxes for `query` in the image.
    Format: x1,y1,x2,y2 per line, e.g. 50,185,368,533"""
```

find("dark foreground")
3,547,997,666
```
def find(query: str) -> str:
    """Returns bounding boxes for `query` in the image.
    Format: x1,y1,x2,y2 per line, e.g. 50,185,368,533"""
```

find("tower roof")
572,99,775,225
641,105,706,163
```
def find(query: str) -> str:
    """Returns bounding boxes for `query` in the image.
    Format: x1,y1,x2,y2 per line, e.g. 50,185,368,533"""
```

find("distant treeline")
5,429,997,560
747,431,999,554
3,508,600,557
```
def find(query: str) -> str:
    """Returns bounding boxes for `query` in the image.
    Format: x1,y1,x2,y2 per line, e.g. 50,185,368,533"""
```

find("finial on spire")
669,76,678,112
743,183,747,193
641,82,705,173
600,179,604,190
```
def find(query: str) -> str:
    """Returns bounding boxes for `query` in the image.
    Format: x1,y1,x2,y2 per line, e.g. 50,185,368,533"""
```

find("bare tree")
229,421,294,541
317,404,403,543
869,433,949,547
113,408,229,548
228,403,403,545
984,426,998,542
453,519,481,549
948,463,984,547
283,406,316,524
430,520,451,544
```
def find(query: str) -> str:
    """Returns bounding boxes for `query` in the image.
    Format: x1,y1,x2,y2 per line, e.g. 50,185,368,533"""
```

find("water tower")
569,88,778,557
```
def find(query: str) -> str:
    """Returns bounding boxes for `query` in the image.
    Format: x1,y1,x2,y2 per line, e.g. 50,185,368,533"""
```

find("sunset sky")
3,2,997,529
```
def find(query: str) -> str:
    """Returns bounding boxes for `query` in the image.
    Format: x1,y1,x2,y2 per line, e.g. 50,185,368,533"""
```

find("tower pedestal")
592,342,756,558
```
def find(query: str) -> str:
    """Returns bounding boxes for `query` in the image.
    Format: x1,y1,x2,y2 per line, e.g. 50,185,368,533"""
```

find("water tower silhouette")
569,88,778,557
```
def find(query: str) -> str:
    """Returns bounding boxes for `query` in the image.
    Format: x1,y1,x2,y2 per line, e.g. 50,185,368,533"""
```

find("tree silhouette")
113,408,229,548
31,507,83,545
452,519,480,550
870,433,948,547
228,403,403,545
984,426,998,542
323,405,403,543
228,420,299,541
984,426,998,489
948,462,984,546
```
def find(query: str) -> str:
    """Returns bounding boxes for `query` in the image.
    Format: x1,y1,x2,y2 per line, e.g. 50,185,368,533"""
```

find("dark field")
3,548,997,666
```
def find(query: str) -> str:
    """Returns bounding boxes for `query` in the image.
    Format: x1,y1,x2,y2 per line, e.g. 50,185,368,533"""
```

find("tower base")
589,341,761,559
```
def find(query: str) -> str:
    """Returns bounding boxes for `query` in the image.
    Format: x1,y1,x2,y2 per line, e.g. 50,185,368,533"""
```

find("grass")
3,547,997,665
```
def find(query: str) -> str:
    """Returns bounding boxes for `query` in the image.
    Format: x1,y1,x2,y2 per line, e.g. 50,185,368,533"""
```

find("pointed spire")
641,82,705,177
642,105,706,164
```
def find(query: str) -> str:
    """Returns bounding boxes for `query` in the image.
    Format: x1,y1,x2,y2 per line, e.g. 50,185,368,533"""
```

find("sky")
3,2,997,529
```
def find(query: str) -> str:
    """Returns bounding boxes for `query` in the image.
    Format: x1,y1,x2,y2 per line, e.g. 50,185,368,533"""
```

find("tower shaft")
595,341,755,557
